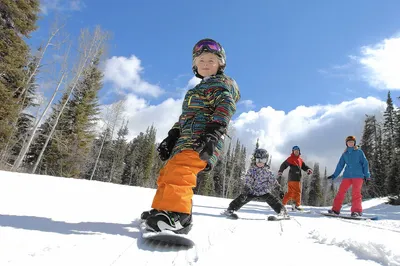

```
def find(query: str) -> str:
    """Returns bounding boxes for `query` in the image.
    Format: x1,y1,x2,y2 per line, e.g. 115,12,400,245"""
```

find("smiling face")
194,52,221,77
347,140,355,147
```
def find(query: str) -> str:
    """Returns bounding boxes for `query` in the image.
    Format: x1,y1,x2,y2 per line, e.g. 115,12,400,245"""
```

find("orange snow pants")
151,150,207,214
282,181,302,207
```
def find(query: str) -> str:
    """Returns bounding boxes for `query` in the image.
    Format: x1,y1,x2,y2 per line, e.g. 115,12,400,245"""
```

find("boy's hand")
193,122,224,161
157,128,180,161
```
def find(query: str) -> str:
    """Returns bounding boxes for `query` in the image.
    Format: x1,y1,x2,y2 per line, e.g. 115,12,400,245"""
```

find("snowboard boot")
292,204,303,211
145,210,193,234
141,209,158,220
351,212,362,217
328,209,340,215
222,209,239,219
278,206,290,218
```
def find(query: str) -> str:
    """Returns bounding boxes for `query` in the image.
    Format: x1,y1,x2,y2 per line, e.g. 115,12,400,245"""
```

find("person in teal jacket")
326,136,370,217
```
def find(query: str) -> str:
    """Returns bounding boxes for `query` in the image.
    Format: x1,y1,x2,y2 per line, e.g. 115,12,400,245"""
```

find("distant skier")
326,136,370,217
278,146,312,211
223,148,289,219
140,38,240,234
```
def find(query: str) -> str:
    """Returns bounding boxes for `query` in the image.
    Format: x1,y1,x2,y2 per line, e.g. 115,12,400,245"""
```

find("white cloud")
232,97,386,175
103,55,164,97
40,0,85,15
319,35,400,90
99,77,195,143
238,99,255,109
120,95,183,142
187,76,201,88
358,36,400,90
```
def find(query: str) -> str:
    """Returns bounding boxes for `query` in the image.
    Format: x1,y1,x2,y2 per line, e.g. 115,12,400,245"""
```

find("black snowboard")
142,231,195,247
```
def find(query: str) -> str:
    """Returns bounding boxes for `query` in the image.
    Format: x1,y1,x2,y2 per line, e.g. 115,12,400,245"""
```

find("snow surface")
0,170,399,266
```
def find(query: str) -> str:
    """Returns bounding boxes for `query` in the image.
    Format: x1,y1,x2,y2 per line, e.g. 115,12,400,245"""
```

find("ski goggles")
256,158,267,164
193,40,222,55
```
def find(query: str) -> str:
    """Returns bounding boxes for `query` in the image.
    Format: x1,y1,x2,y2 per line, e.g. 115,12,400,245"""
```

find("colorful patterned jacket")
169,74,240,170
244,165,280,196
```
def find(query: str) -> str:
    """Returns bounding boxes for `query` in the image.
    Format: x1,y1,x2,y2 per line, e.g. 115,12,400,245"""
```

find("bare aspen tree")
30,26,108,173
16,24,64,105
90,99,125,180
12,43,71,171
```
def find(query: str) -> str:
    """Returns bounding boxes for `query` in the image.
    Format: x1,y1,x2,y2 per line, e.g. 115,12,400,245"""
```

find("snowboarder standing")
141,38,240,234
278,146,312,211
224,148,289,219
327,136,370,217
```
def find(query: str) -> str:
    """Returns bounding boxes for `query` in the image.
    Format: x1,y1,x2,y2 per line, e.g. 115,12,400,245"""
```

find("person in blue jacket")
327,136,371,217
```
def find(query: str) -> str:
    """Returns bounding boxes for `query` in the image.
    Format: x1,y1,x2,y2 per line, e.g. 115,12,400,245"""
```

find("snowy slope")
0,170,399,266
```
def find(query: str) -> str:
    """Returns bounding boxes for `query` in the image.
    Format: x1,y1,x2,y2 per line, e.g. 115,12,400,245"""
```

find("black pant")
228,192,284,214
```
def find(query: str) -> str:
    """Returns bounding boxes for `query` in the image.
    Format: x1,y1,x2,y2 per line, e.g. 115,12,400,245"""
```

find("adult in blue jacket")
327,136,370,217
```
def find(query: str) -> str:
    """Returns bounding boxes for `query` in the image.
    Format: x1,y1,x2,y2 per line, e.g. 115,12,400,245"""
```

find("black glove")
157,128,180,161
327,174,334,180
193,122,224,161
364,177,369,185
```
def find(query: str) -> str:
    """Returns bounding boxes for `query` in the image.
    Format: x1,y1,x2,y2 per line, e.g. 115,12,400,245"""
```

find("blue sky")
31,0,400,172
33,1,400,112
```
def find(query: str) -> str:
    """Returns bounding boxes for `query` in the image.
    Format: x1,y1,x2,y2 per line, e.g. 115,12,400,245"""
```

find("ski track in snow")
309,229,400,266
0,171,399,266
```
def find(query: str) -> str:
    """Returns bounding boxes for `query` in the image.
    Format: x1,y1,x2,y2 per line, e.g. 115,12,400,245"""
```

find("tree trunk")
13,44,70,171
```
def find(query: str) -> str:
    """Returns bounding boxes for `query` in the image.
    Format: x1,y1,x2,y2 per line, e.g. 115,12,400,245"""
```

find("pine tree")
150,144,163,189
212,154,225,197
301,172,310,205
250,138,260,166
141,126,156,186
108,121,129,183
322,167,329,205
383,92,399,194
231,139,242,197
223,143,232,197
360,115,386,197
121,134,143,186
239,145,247,192
0,0,40,154
195,170,214,196
308,162,323,206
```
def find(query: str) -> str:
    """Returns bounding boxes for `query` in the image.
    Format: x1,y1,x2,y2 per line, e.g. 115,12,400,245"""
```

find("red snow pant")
282,181,302,207
332,178,364,213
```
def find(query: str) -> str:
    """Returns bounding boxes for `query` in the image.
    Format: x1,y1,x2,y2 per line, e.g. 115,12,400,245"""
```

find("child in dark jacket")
223,148,288,219
278,146,312,211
